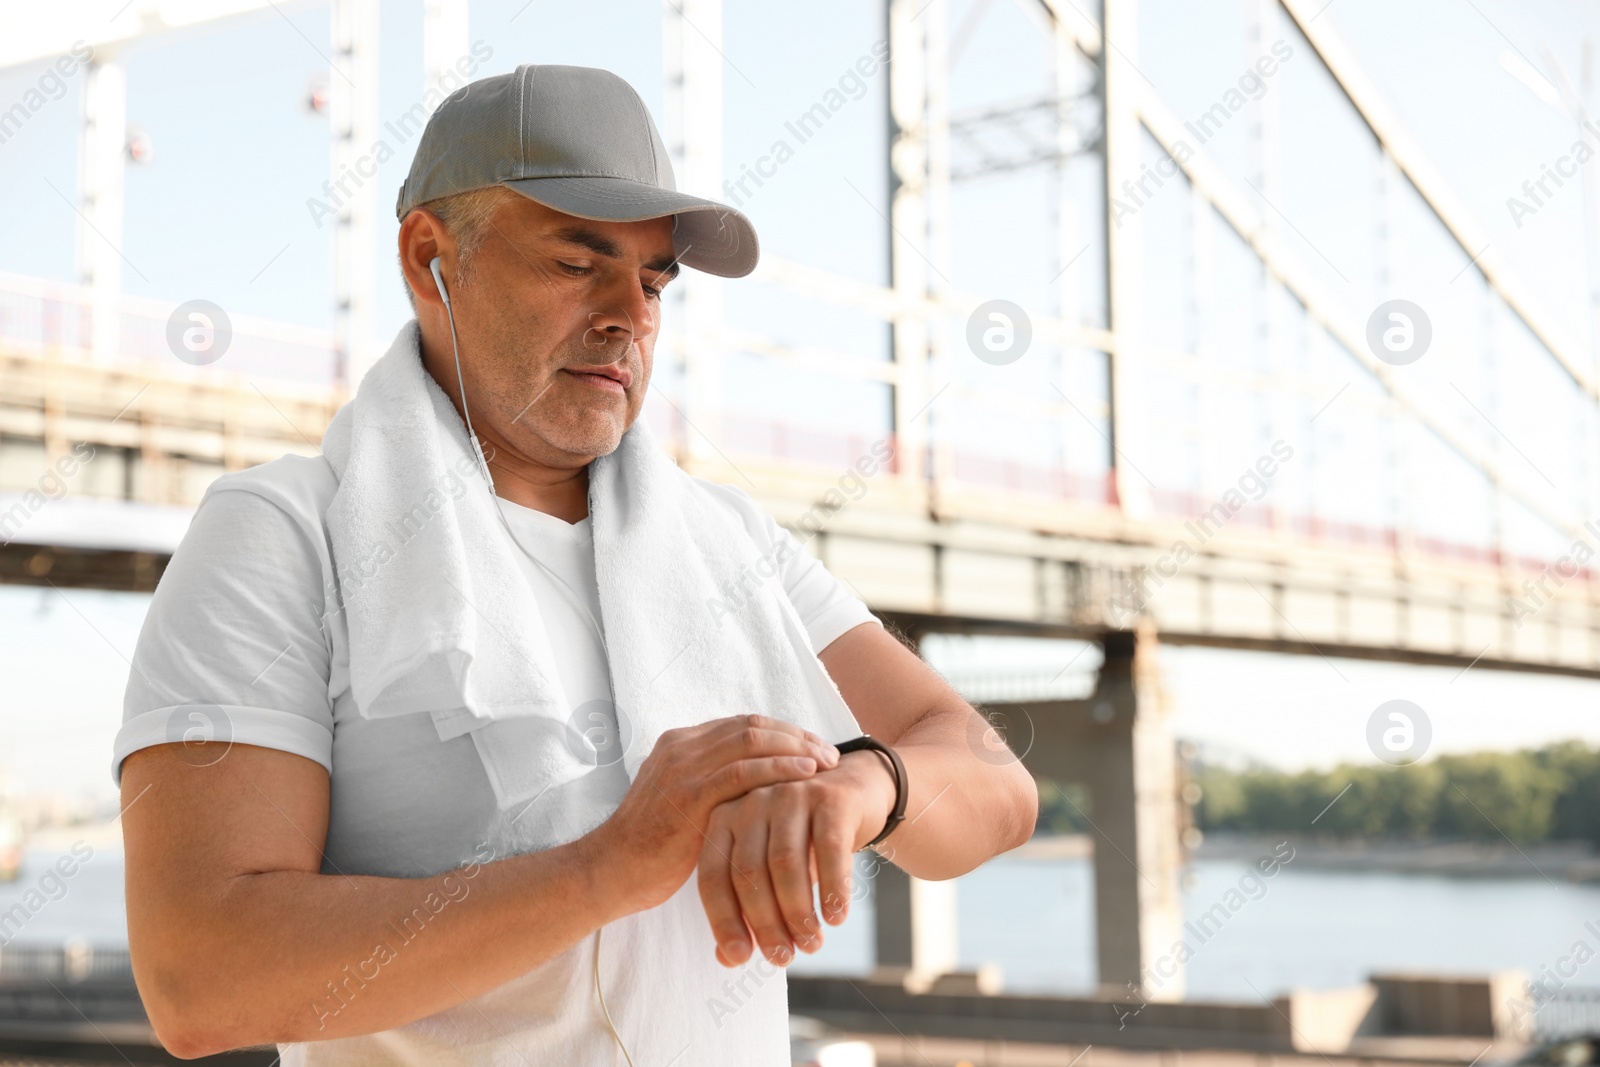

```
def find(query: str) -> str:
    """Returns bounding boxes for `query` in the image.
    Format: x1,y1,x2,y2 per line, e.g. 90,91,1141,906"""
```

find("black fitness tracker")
835,734,908,850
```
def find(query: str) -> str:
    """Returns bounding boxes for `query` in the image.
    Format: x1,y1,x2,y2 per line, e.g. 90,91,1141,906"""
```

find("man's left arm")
696,619,1039,968
817,619,1038,878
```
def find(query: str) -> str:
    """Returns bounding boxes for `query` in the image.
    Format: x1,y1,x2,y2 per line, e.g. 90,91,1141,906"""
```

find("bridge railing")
1,271,1593,589
0,938,132,981
0,270,339,388
1531,986,1600,1042
937,667,1099,704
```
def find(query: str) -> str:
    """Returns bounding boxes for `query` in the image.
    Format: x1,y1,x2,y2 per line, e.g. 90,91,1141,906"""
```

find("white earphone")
427,254,450,308
429,255,499,499
427,253,636,1067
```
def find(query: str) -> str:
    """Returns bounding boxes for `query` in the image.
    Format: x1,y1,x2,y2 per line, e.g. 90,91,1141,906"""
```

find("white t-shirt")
111,452,881,1066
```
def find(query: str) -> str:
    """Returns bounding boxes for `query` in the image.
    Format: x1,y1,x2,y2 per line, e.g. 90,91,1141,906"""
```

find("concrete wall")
789,972,1533,1053
1372,972,1533,1041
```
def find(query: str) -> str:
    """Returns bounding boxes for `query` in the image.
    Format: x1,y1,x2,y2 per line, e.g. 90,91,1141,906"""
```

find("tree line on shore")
1191,741,1600,843
1031,742,1600,843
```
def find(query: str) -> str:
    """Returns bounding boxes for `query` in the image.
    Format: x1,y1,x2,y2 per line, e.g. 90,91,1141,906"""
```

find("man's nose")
589,275,656,344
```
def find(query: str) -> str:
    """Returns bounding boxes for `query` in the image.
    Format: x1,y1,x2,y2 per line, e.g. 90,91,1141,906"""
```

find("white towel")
321,321,862,810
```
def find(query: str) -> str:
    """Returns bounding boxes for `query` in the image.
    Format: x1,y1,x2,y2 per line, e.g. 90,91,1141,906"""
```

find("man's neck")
418,324,592,524
486,449,591,523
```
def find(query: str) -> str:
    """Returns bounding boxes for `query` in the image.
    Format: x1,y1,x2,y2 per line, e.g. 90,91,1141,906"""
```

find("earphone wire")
434,260,495,495
432,257,631,1065
595,925,636,1067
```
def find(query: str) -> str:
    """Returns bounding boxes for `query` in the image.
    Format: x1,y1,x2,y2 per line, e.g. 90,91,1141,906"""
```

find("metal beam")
1034,0,1102,59
77,54,125,366
1278,0,1599,402
1103,0,1150,517
751,254,1115,354
422,0,470,110
662,0,728,466
330,0,379,389
0,0,293,70
1135,88,1590,550
887,0,934,490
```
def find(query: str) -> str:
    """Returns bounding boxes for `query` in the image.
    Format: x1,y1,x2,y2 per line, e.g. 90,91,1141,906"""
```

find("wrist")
569,823,634,925
837,750,899,850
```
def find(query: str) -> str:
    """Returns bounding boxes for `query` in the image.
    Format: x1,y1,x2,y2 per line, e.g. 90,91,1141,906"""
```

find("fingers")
620,716,843,919
695,772,866,970
811,801,855,929
709,712,813,739
699,755,819,810
769,799,823,955
675,714,839,764
651,717,838,812
700,722,839,774
669,712,815,748
698,818,754,967
727,815,795,967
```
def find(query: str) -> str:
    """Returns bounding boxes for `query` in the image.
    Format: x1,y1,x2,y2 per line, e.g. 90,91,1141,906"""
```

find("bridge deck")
3,343,1596,675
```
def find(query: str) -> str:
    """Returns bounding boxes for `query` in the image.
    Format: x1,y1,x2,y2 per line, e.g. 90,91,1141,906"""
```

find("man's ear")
399,209,449,311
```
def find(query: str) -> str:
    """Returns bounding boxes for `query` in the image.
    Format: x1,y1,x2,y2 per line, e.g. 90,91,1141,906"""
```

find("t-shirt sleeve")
111,480,336,787
707,482,883,655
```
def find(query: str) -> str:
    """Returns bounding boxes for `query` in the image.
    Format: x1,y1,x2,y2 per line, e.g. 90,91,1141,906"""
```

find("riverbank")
20,822,1596,883
1200,832,1600,882
1015,832,1600,882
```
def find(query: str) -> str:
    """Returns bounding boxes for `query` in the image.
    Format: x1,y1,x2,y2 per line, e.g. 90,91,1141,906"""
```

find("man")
114,63,1036,1064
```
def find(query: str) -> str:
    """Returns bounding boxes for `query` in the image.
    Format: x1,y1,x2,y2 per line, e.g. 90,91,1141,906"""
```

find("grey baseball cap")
396,63,759,278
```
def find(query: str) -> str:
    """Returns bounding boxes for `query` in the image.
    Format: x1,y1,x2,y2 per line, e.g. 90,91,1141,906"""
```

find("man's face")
435,195,680,467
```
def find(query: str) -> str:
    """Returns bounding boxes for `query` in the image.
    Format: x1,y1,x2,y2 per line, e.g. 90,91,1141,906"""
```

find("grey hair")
401,184,522,311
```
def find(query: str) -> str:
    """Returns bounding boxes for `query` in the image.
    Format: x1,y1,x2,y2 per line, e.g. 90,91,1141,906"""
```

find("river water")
3,841,1589,1000
806,848,1596,999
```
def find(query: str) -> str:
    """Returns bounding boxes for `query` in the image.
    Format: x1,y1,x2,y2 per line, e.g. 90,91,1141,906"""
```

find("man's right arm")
122,715,839,1059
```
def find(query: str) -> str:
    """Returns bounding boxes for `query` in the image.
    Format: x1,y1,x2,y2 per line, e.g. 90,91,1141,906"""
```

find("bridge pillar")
1013,624,1186,1000
864,618,999,995
868,862,961,992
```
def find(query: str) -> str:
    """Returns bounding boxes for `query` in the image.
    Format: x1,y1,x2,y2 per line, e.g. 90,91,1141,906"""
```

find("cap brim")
502,176,759,279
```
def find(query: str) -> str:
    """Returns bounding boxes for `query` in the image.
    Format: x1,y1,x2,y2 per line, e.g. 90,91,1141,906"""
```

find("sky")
3,0,1597,354
4,0,1600,803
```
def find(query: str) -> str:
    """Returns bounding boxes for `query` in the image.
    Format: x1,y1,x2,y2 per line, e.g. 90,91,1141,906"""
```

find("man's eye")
559,262,593,276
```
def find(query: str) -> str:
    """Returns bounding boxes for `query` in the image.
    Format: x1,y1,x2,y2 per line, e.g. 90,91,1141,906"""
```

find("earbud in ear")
429,256,449,307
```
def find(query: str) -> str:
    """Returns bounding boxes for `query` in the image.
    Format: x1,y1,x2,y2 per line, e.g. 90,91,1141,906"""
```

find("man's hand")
687,619,1043,970
583,714,840,916
695,749,897,968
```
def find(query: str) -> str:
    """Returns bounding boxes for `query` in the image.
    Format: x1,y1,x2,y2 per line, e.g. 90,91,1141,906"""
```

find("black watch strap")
835,734,907,850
